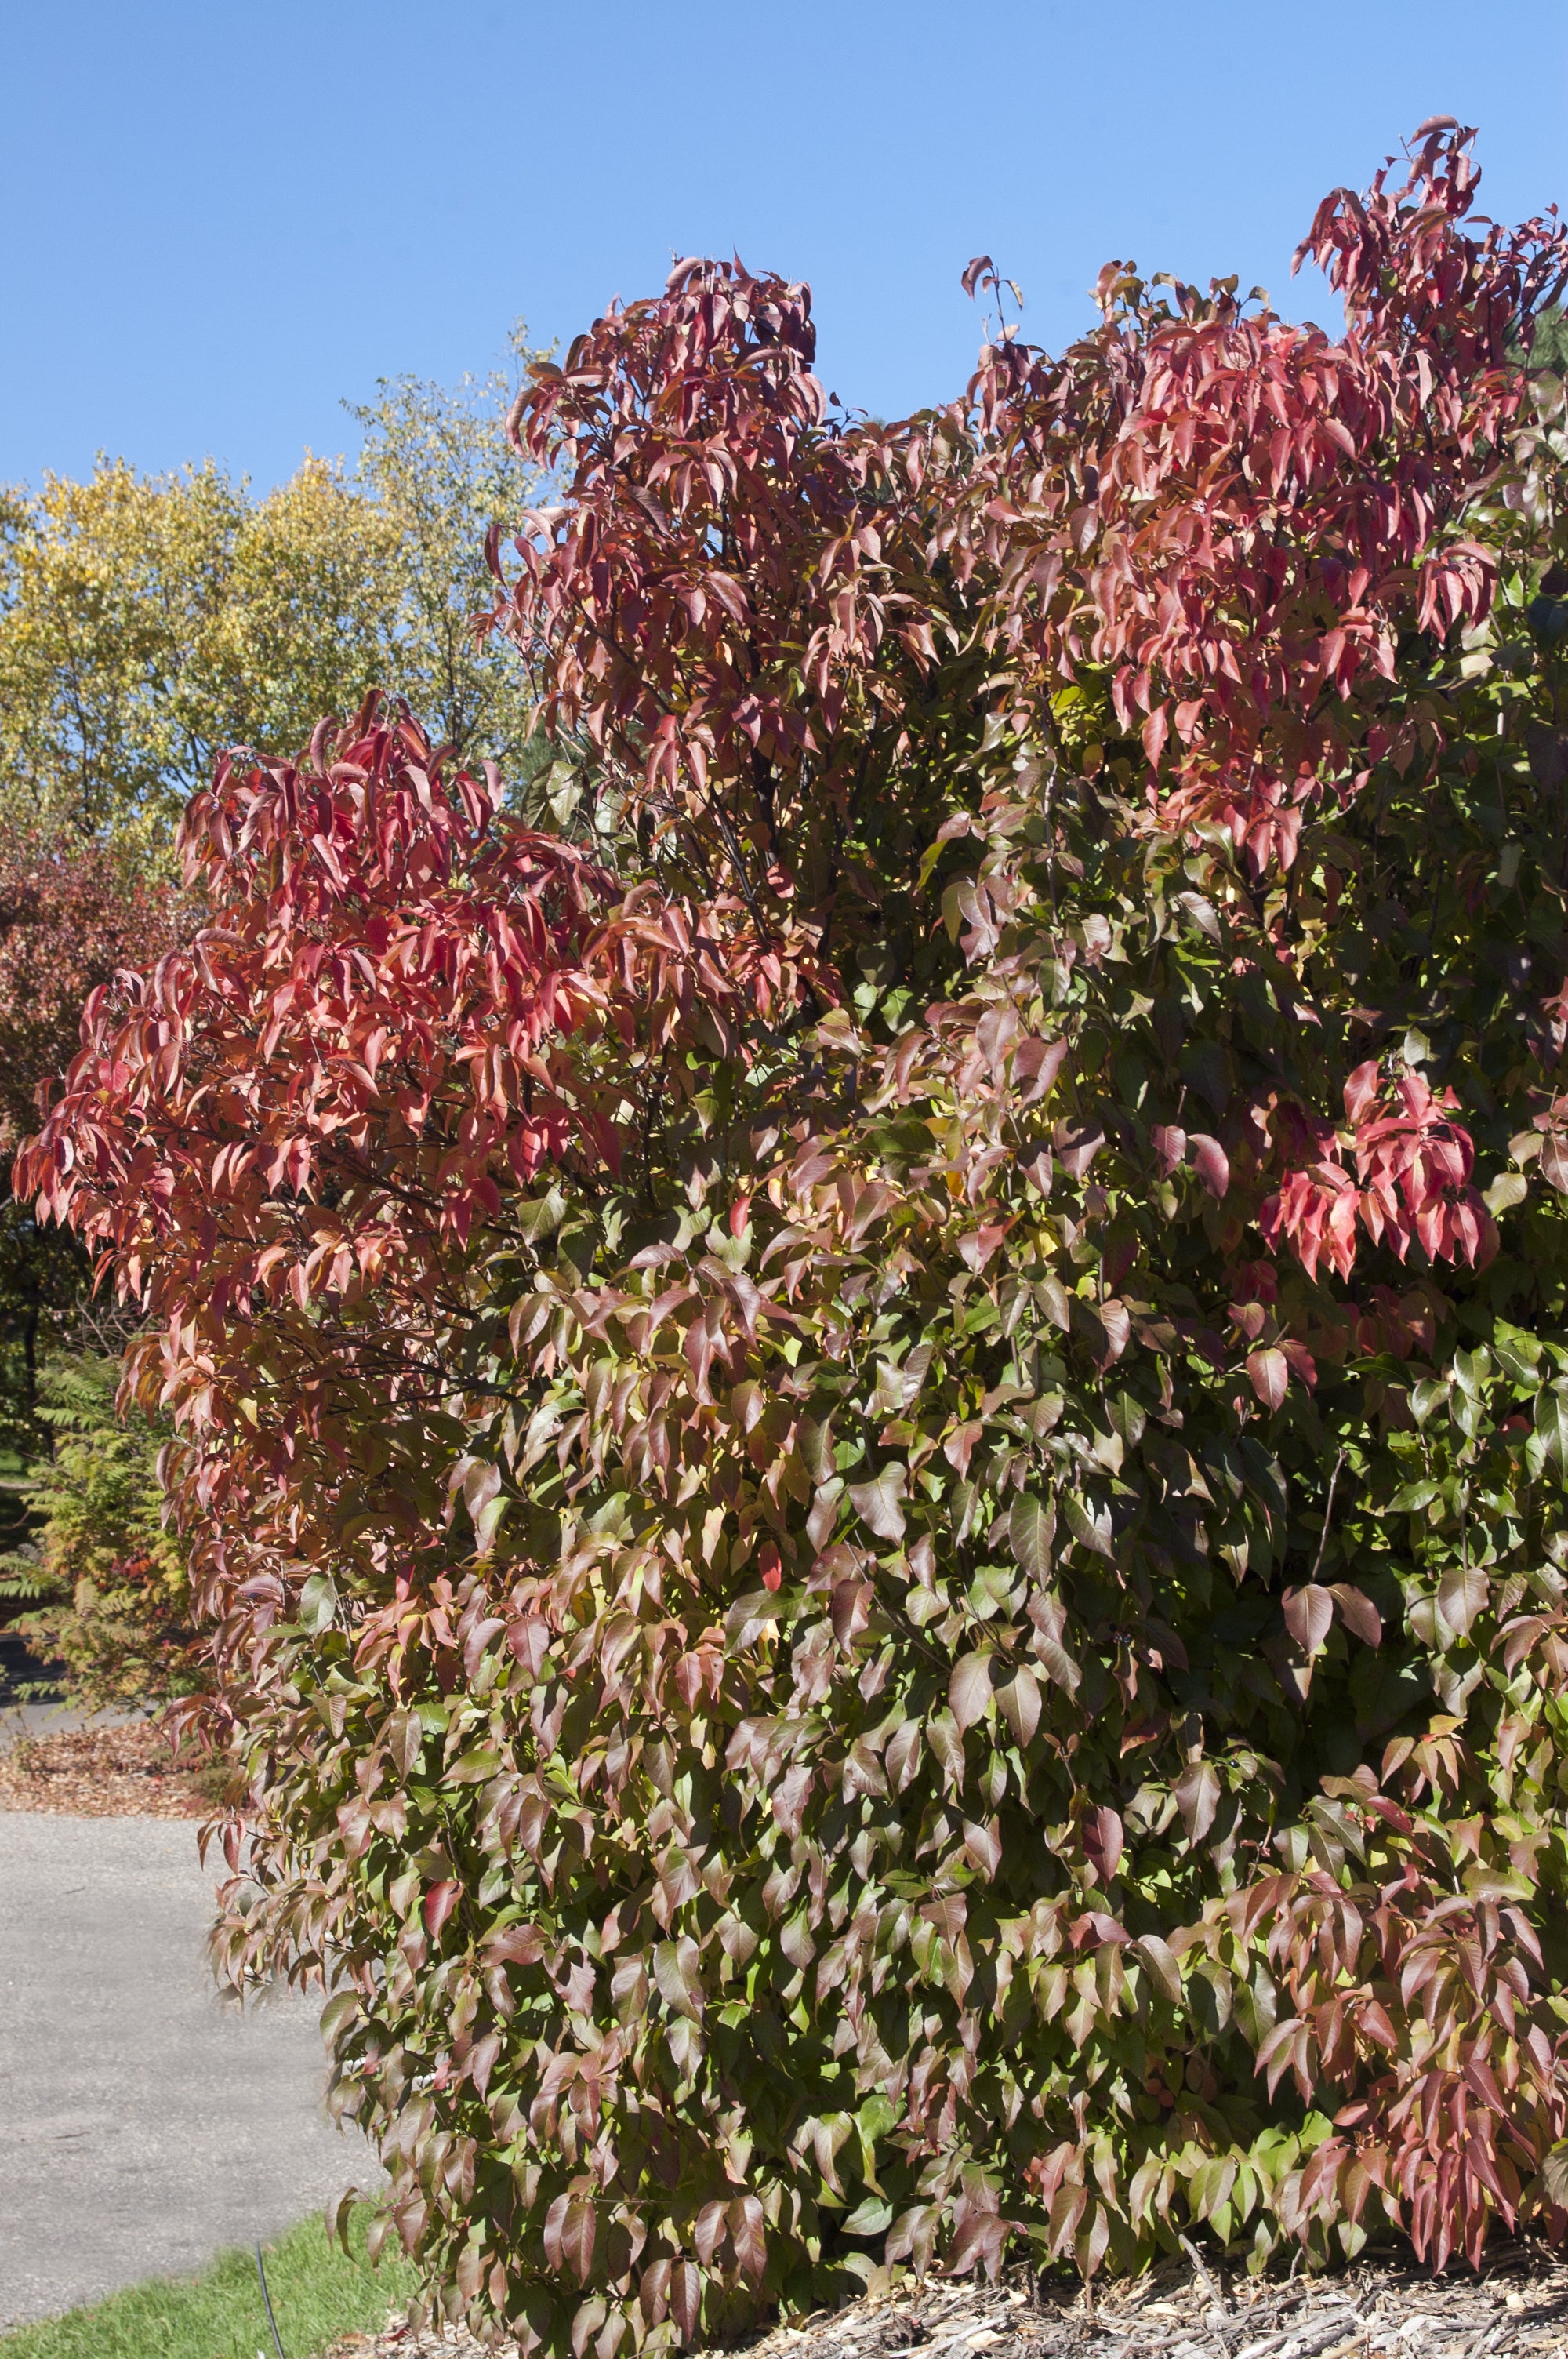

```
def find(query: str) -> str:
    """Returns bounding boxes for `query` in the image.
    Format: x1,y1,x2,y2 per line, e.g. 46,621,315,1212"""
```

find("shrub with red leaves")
23,121,1568,2341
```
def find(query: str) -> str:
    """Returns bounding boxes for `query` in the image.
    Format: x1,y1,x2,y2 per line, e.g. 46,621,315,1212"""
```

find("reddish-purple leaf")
423,1880,460,1936
1014,1034,1069,1103
1054,1118,1106,1179
1330,1583,1382,1646
670,2261,701,2342
1190,1133,1230,1197
1083,1804,1123,1882
949,1652,993,1733
729,2194,766,2283
1283,1583,1334,1656
1150,1123,1186,1175
1173,1760,1221,1841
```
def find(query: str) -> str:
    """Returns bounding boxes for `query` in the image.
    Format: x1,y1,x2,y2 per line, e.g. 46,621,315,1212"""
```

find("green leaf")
848,1463,908,1541
1063,1491,1114,1559
1008,1491,1054,1579
299,1572,338,1633
1534,1387,1568,1472
1483,1171,1528,1216
1462,1863,1532,1902
1436,1561,1487,1640
1134,1933,1183,2004
319,1990,360,2042
1494,1321,1544,1383
516,1186,567,1241
1544,2143,1568,2210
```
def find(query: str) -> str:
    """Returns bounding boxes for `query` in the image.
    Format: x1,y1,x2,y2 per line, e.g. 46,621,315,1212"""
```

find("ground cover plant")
0,2212,418,2359
21,117,1568,2346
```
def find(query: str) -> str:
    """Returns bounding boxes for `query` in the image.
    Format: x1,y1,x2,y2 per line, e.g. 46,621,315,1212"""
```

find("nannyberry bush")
23,118,1568,2341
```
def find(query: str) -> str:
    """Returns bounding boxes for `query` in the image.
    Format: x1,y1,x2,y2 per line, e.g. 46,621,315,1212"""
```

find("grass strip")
0,2210,420,2359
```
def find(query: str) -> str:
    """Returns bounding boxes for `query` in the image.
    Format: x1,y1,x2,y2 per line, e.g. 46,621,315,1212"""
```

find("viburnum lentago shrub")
22,119,1568,2340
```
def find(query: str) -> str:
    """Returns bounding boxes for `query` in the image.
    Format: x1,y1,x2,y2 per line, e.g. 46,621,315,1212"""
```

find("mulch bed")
0,1715,209,1817
341,2243,1568,2358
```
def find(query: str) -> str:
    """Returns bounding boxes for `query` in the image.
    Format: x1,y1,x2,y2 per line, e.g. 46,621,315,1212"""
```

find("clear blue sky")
2,1,1563,492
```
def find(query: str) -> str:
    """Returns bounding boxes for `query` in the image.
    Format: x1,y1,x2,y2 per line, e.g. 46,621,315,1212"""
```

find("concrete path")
0,1701,140,1745
0,1810,378,2329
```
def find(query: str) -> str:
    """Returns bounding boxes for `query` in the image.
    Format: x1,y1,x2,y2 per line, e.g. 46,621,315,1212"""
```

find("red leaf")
1014,1034,1069,1102
949,1652,993,1732
423,1880,460,1936
1330,1583,1382,1645
1190,1134,1230,1196
1344,1060,1381,1124
1283,1583,1334,1656
1099,1299,1131,1364
728,2194,766,2283
1083,1804,1123,1882
1150,1123,1186,1175
1173,1760,1221,1840
1247,1347,1290,1410
670,2262,701,2342
1053,1118,1106,1179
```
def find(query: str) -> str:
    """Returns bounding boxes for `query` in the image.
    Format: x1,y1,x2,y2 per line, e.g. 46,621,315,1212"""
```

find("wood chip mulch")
0,1716,209,1817
339,2242,1568,2359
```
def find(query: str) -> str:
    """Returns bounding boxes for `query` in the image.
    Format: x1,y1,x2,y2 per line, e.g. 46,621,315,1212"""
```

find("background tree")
349,336,552,777
0,1351,192,1705
0,344,551,1677
0,822,183,1456
0,339,550,850
24,123,1568,2339
1522,304,1568,375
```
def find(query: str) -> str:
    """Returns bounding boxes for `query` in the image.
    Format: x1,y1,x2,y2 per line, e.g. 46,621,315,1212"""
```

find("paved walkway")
0,1810,377,2328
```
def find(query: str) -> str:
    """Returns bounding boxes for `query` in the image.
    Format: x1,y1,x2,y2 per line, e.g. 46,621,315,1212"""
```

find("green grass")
0,2211,422,2359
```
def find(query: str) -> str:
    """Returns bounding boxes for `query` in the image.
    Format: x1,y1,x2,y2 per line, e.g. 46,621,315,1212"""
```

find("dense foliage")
24,121,1568,2337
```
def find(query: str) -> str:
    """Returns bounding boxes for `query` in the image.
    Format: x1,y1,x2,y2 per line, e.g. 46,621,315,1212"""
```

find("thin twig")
1309,1447,1348,1586
1178,2234,1227,2317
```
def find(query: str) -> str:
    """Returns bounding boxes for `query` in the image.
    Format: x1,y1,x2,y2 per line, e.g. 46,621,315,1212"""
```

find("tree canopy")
0,344,550,849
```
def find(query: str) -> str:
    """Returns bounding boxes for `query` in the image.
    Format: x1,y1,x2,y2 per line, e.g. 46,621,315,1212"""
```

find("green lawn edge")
0,2210,421,2359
